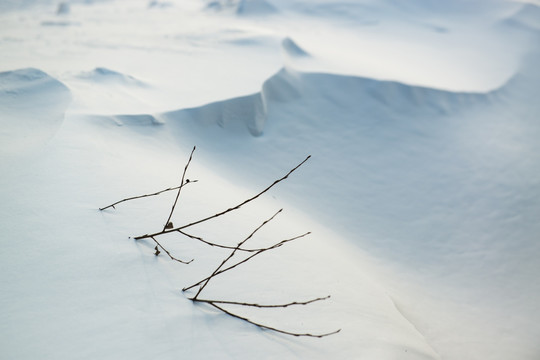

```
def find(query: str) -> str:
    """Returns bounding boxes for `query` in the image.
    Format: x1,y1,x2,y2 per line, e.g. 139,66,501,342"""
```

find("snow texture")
1,0,539,359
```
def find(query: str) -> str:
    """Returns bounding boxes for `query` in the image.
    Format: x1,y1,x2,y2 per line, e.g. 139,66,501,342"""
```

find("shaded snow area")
1,0,539,359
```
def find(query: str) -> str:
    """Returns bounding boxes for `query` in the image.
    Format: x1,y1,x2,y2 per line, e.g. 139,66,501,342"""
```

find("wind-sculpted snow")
206,0,279,16
160,67,496,137
499,3,540,31
281,37,310,58
139,60,537,360
76,67,148,87
1,0,539,359
0,68,71,159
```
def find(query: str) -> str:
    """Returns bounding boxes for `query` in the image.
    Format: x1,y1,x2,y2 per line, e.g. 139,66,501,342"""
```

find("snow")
1,0,539,359
0,68,71,157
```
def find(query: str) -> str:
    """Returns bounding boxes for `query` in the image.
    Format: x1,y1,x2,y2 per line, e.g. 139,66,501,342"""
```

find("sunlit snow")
1,1,539,359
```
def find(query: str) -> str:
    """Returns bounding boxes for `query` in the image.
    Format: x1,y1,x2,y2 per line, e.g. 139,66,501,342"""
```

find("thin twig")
177,229,249,251
177,229,299,253
102,152,339,338
163,146,196,231
191,296,330,308
99,181,197,211
204,301,341,338
134,155,311,240
192,209,282,299
151,236,193,264
183,231,310,292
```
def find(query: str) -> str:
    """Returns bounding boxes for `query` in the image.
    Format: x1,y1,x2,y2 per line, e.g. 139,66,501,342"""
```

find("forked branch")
163,146,196,231
192,209,283,299
182,210,340,337
182,231,310,292
134,155,311,240
100,151,340,338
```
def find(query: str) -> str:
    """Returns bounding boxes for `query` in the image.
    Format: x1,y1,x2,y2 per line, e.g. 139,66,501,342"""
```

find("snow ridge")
155,67,497,137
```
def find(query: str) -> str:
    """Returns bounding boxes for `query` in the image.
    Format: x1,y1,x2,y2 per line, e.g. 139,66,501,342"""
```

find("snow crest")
159,68,496,137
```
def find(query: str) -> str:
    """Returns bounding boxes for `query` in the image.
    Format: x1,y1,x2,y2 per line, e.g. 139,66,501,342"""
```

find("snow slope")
0,68,71,158
1,0,539,359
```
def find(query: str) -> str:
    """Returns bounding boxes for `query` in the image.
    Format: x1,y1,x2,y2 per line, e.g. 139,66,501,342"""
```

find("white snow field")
1,0,539,359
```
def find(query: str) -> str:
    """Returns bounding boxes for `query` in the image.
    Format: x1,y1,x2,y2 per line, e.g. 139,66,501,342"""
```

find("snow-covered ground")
1,0,539,359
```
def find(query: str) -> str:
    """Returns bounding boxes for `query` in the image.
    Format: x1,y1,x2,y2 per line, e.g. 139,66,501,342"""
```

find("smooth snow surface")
0,68,71,157
1,1,539,359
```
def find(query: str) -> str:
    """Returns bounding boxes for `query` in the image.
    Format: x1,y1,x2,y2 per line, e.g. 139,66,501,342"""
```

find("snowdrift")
499,3,540,30
160,67,497,136
0,68,71,158
76,67,148,87
97,57,540,359
206,0,279,16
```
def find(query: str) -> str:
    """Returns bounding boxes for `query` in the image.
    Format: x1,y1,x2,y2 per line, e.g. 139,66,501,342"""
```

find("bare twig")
176,229,301,253
99,181,197,211
163,146,196,231
191,296,331,308
101,152,339,338
182,231,310,292
192,209,282,299
203,301,341,338
151,236,193,264
176,229,249,251
134,155,311,240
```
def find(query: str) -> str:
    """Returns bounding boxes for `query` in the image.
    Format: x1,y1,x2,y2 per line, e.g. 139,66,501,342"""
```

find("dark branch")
182,231,310,292
163,146,196,231
203,301,341,338
151,236,193,264
192,209,282,299
99,181,198,211
177,229,248,251
134,155,311,240
101,152,338,338
177,229,300,253
191,296,331,308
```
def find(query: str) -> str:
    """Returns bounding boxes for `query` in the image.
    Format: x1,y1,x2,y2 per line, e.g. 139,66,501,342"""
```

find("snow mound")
76,67,147,87
383,0,498,14
164,93,264,136
282,37,310,58
147,0,173,9
0,68,71,159
290,1,379,25
206,0,278,16
112,114,164,127
56,2,70,15
500,3,540,30
161,68,301,136
236,0,277,15
160,67,494,137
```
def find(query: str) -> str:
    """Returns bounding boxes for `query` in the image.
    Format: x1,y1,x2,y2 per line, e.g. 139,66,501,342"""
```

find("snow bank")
499,3,540,30
282,37,310,58
76,67,148,87
0,68,71,159
160,67,495,137
207,0,279,16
